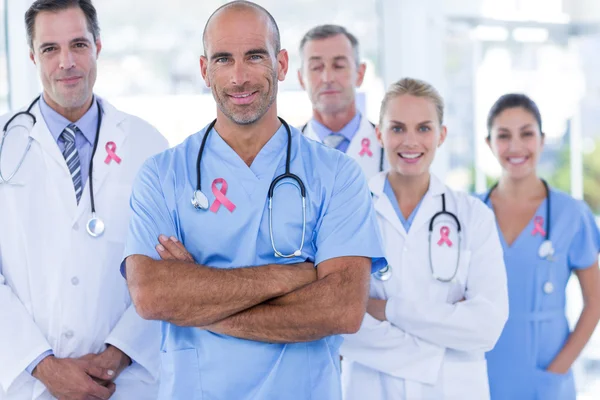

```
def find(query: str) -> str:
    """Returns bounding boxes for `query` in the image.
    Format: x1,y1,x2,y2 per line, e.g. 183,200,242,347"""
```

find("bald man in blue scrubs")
122,1,386,399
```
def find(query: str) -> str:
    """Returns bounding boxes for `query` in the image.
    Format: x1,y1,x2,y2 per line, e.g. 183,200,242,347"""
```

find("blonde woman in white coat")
340,78,509,400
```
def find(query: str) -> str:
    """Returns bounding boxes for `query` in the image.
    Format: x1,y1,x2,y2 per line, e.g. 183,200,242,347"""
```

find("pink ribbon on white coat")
437,226,453,247
359,138,373,157
104,142,122,165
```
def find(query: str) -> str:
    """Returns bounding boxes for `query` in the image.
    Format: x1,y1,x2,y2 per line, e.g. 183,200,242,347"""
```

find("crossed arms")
126,235,371,343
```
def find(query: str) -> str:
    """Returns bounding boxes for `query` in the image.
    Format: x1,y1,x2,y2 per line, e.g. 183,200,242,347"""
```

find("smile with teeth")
399,153,423,159
231,93,254,98
507,156,528,165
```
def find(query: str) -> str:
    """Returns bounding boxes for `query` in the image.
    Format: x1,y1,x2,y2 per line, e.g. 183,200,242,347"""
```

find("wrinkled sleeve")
313,156,386,272
121,157,178,277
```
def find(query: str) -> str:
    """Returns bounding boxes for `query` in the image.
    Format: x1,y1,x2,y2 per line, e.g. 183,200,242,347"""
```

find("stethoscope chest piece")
86,214,105,237
375,265,392,281
543,281,555,294
191,190,209,210
538,239,554,260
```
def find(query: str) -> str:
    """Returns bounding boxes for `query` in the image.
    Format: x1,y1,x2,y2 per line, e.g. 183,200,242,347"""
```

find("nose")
320,65,334,84
59,48,75,70
402,129,419,147
230,61,250,87
507,136,522,152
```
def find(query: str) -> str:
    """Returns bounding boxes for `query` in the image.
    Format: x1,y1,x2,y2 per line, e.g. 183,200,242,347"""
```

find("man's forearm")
126,255,316,326
206,260,371,343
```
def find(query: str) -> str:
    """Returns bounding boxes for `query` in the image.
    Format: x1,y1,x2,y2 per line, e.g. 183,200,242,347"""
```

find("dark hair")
202,1,281,55
25,0,100,50
486,93,543,138
299,24,360,66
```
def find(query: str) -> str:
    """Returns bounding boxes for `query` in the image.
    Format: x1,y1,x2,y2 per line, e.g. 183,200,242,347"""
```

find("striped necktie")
61,124,83,204
323,133,345,149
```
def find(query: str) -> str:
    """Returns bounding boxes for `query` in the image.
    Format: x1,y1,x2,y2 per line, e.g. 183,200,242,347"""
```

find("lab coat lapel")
369,172,406,237
29,103,71,175
409,175,446,235
302,122,321,143
73,99,127,224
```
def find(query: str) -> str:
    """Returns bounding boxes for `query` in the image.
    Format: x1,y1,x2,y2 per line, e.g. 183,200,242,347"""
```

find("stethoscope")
0,96,106,238
484,179,555,294
374,193,463,282
191,118,307,258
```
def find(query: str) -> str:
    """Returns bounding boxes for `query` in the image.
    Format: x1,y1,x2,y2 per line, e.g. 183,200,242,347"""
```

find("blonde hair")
379,78,444,126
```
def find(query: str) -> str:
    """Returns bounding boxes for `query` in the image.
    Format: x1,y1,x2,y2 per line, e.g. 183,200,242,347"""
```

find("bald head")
202,1,280,56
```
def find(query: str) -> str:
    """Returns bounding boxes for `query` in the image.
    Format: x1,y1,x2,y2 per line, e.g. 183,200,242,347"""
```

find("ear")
95,37,102,58
29,50,36,65
200,55,210,88
375,123,384,147
297,68,306,91
437,125,448,148
276,49,289,82
485,135,491,150
355,62,367,88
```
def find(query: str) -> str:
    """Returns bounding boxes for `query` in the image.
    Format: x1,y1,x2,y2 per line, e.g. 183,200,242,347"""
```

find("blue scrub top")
124,122,386,400
383,176,423,233
477,188,600,400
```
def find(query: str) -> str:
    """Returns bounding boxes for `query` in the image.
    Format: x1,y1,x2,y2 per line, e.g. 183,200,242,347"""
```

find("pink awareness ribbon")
359,138,373,157
209,178,236,213
104,141,122,164
437,226,453,247
531,216,546,237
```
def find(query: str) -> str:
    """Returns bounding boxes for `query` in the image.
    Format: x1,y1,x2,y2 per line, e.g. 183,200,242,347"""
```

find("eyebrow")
210,48,270,61
38,36,92,50
389,120,433,125
210,51,232,61
307,55,350,63
245,48,269,56
519,123,534,130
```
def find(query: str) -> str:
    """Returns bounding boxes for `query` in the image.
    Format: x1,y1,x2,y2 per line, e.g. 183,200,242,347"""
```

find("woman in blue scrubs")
481,93,600,399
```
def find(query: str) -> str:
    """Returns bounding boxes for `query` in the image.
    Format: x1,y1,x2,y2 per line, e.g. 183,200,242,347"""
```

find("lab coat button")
71,277,79,286
64,330,74,339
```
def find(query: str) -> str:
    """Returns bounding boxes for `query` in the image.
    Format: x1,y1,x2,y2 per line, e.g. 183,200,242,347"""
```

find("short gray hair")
299,24,360,66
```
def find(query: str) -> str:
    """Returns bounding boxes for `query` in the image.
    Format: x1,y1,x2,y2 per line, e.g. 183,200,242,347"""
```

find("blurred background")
1,0,600,397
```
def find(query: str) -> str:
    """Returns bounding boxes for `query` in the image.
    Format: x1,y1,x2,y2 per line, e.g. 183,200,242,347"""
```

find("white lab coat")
0,97,168,399
302,116,384,180
340,172,508,400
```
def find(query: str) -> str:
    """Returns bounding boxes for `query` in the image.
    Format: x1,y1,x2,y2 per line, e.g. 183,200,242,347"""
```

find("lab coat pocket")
158,348,203,400
534,369,575,400
445,250,471,304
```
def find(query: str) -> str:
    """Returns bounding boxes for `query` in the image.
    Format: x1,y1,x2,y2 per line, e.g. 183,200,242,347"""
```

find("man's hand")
32,356,116,400
155,235,195,263
79,345,132,385
367,298,387,322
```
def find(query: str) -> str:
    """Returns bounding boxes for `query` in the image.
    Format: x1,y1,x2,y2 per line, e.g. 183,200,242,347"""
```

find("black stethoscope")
484,179,555,294
0,96,106,237
375,192,463,282
191,118,307,258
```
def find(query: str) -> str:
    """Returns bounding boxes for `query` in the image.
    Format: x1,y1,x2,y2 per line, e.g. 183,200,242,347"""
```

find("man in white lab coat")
298,24,384,179
0,1,167,399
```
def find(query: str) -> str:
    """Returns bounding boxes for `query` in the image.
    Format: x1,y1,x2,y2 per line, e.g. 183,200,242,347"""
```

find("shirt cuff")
26,350,54,375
